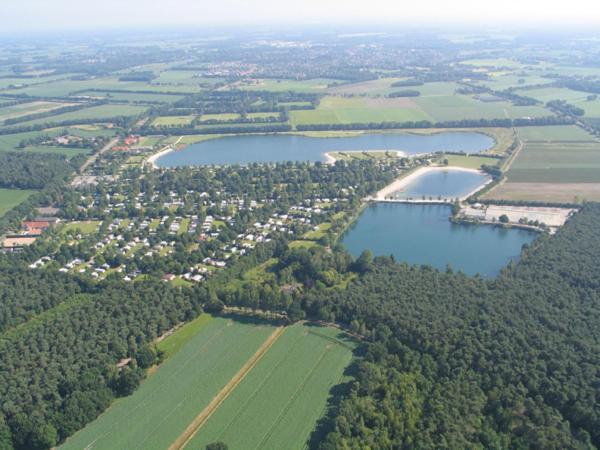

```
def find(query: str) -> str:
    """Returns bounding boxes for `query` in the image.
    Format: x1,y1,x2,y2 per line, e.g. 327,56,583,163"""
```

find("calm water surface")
391,169,491,200
342,203,536,277
157,132,494,166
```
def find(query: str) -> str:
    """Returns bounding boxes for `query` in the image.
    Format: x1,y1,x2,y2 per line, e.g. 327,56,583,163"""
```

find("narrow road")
79,137,119,174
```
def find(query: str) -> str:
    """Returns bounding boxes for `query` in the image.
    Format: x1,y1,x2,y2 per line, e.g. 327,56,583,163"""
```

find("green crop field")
507,142,600,183
326,77,404,96
0,188,36,217
59,316,276,450
517,125,595,142
78,90,184,103
0,126,113,155
235,78,340,92
186,323,355,450
291,95,431,125
6,76,203,98
14,104,148,126
153,115,196,126
478,74,552,91
291,84,552,126
0,101,75,122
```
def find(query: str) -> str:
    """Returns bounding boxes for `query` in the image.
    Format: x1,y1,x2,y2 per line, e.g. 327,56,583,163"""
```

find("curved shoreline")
371,166,490,201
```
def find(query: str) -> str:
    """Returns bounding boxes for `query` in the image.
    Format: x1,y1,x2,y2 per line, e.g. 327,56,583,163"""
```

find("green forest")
1,201,600,449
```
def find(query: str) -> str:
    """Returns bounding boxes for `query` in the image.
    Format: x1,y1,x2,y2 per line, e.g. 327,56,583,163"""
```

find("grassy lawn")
59,316,277,450
59,220,101,235
186,323,355,450
289,240,320,249
304,222,332,240
0,188,36,217
442,154,500,169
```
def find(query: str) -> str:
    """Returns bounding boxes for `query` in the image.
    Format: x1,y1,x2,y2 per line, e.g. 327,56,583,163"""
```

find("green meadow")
0,188,36,217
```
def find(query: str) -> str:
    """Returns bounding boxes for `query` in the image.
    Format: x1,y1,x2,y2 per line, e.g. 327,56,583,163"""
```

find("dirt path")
169,326,286,450
79,137,119,174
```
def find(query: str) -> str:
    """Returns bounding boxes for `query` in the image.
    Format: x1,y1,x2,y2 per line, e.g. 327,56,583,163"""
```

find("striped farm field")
183,323,355,450
59,315,277,450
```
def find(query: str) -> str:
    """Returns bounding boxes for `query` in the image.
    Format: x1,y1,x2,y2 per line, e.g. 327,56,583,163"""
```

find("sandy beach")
145,137,183,169
373,166,487,200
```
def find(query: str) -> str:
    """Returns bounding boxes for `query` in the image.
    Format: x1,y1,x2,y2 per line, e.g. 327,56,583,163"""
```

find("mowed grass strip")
59,316,276,450
185,323,355,450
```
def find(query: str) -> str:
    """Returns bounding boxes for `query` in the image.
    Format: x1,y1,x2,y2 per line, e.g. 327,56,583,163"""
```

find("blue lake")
390,169,491,200
156,132,494,166
341,203,536,277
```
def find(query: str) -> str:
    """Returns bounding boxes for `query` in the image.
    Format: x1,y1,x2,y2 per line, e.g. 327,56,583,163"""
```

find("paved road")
79,137,119,174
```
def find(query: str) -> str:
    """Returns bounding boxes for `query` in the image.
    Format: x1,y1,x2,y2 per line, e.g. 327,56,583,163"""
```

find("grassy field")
291,85,551,126
291,95,431,125
0,101,75,122
484,182,600,203
478,74,552,91
486,127,600,202
326,77,404,96
233,78,340,92
516,125,595,142
514,87,600,118
0,127,114,153
153,115,196,126
506,142,600,183
15,104,148,126
0,188,36,217
59,220,101,235
78,91,184,103
59,315,277,450
442,154,501,169
5,76,203,98
185,323,355,450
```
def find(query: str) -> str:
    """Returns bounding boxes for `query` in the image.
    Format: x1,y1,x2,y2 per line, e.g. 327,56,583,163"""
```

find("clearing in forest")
183,323,356,450
59,315,277,450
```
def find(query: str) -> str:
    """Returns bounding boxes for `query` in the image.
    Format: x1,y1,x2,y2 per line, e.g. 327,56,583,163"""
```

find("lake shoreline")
371,166,489,201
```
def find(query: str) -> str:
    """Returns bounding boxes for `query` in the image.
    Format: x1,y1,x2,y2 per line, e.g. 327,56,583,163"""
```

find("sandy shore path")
145,136,183,169
372,166,486,200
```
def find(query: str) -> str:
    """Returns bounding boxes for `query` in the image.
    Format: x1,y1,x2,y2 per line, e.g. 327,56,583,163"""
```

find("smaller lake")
391,169,491,200
341,203,536,277
156,132,494,166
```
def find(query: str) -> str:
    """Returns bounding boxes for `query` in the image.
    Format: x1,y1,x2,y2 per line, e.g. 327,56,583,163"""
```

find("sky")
3,0,600,32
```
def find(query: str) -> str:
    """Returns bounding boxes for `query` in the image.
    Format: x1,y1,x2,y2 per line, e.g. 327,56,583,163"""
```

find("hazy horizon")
3,0,600,33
